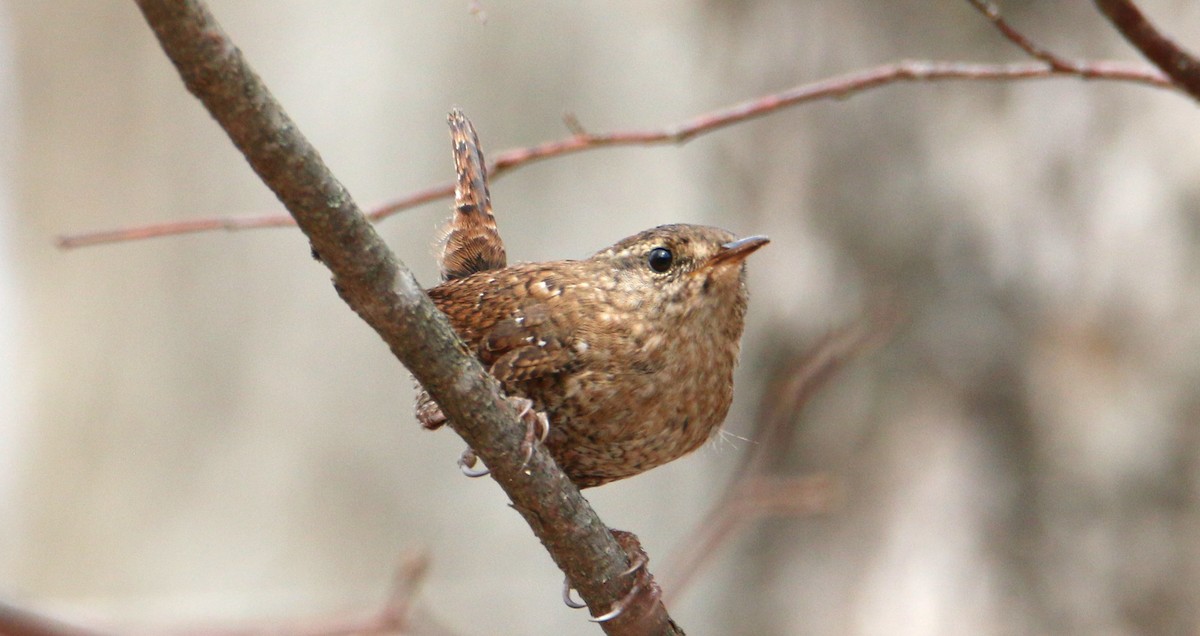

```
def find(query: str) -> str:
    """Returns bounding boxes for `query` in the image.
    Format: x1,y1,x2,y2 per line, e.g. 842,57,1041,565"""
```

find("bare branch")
57,56,1172,249
129,0,677,633
1094,0,1200,101
163,552,439,636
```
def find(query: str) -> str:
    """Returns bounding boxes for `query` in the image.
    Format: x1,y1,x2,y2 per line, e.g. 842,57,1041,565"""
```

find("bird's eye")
647,247,673,273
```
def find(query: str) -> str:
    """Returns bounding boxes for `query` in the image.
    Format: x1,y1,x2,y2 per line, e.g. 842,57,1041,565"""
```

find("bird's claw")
455,397,548,477
587,552,648,623
562,530,653,624
562,578,587,609
508,396,550,471
458,448,490,478
588,581,641,623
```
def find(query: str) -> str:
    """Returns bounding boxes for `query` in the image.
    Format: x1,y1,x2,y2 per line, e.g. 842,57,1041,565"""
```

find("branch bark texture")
1094,0,1200,101
130,1,678,633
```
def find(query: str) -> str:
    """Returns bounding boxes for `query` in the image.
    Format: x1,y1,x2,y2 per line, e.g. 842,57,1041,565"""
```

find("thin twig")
1094,0,1200,101
165,552,438,636
56,56,1172,249
129,1,677,634
966,0,1077,71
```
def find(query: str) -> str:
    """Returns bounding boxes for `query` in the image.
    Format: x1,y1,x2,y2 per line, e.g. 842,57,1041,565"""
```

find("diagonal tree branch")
1094,0,1200,101
129,1,676,633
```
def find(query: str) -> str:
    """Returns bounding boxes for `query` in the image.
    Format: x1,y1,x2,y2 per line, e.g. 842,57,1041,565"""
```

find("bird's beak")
705,235,769,269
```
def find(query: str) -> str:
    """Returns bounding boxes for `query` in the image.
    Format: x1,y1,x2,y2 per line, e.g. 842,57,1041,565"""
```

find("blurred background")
3,1,1200,634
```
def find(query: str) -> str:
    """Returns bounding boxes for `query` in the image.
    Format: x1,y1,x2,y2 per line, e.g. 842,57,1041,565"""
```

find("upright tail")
439,109,507,281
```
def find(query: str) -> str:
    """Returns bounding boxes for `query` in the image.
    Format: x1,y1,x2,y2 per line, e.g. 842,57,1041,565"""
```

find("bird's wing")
482,302,577,383
428,265,593,384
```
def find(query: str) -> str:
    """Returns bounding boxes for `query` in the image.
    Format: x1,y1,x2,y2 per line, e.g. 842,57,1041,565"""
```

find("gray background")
2,1,1200,634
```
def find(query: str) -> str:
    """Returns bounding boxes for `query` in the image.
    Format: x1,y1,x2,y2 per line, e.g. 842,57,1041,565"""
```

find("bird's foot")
562,529,659,625
451,397,547,478
507,396,550,471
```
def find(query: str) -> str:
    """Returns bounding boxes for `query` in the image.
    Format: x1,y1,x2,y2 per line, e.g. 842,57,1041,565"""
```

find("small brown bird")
417,224,767,487
416,110,767,488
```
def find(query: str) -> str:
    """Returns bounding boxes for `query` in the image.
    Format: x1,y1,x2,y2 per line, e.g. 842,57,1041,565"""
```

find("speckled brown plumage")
416,223,767,488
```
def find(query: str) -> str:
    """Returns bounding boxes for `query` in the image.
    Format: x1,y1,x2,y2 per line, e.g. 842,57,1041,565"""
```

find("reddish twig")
57,56,1172,249
12,553,454,636
1094,0,1200,101
662,308,898,604
163,552,442,636
55,190,448,249
966,0,1078,71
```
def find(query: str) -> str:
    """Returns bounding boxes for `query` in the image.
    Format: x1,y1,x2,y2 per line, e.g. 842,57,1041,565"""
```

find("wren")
415,111,767,488
417,225,767,487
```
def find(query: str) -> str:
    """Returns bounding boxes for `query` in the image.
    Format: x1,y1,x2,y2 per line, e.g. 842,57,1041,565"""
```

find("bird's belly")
541,358,734,488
